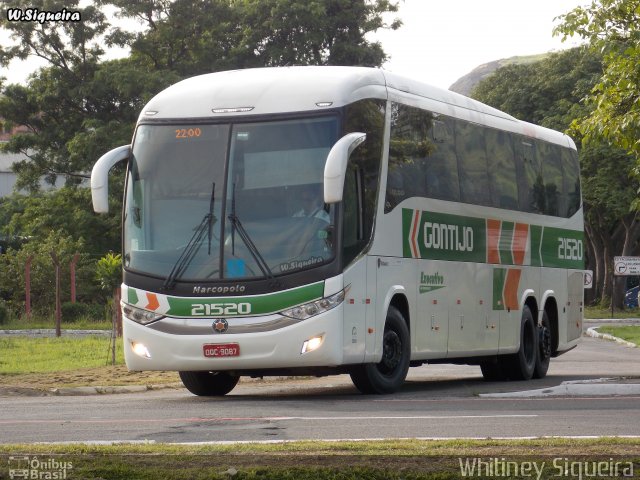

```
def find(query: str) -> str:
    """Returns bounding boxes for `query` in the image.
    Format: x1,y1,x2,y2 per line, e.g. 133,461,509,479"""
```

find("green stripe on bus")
402,208,583,269
530,225,543,267
540,227,585,269
402,208,415,257
165,282,325,317
402,208,486,262
127,287,139,306
492,268,506,310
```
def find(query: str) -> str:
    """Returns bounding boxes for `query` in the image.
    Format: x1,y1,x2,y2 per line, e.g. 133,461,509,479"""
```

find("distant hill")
449,53,550,96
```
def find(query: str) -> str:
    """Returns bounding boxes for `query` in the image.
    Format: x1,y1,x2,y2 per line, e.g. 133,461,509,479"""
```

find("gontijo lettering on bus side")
402,208,584,270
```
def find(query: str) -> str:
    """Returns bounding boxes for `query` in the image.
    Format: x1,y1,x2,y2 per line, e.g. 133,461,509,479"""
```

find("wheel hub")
539,326,551,359
380,330,402,374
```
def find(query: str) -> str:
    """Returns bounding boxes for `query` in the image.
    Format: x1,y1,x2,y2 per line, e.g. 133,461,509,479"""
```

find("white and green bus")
91,66,584,395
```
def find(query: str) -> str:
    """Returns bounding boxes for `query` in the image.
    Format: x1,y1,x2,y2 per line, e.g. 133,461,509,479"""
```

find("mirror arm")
91,145,131,213
324,132,366,204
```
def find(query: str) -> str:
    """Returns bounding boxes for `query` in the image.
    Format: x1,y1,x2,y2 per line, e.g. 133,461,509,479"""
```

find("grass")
584,305,640,319
0,438,638,479
598,325,640,346
0,336,180,389
0,335,124,374
0,316,112,330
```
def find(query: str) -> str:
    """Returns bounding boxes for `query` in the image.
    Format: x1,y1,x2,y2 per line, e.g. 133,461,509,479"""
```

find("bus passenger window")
517,139,543,214
562,148,581,217
456,120,491,206
426,118,459,202
386,103,434,212
537,141,564,216
486,129,518,210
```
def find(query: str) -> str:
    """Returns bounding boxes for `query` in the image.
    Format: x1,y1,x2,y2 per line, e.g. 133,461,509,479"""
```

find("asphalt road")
1,335,639,443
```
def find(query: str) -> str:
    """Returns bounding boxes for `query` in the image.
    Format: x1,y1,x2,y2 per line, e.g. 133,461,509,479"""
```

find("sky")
0,0,586,90
375,0,585,89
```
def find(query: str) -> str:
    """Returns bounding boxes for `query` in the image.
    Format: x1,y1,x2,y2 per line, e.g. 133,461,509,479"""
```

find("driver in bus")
293,184,330,222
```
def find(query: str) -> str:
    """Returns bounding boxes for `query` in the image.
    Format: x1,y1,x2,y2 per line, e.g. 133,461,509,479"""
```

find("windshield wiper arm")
207,182,215,255
162,182,215,291
227,182,274,279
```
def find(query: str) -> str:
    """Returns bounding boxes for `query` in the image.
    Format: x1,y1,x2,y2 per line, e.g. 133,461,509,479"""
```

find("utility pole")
50,252,61,337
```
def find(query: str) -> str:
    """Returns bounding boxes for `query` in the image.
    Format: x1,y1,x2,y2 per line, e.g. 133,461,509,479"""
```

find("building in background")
0,121,64,197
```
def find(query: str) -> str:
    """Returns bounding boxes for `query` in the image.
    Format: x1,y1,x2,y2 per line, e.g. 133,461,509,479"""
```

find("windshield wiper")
162,182,216,291
227,182,274,279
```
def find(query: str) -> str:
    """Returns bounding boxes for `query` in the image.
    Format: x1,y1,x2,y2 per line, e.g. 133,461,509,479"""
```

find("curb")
586,327,637,348
50,383,184,396
0,382,184,397
480,379,640,398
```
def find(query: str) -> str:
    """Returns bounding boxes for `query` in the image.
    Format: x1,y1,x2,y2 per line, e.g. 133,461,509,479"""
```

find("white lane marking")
0,414,536,425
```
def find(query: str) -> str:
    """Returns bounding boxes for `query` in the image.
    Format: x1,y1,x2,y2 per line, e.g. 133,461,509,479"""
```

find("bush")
0,301,8,325
61,302,90,322
61,302,108,323
87,303,108,322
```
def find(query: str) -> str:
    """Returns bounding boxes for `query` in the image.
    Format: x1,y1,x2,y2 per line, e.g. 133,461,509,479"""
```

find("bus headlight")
131,341,152,359
301,335,324,354
122,303,164,325
281,289,345,320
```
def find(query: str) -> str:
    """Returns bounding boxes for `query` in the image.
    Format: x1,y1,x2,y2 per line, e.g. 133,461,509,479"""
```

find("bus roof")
139,66,575,149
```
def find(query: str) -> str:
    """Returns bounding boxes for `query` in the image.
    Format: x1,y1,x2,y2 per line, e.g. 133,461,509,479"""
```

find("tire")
350,306,410,394
480,358,509,381
533,310,552,379
179,371,240,396
506,305,537,380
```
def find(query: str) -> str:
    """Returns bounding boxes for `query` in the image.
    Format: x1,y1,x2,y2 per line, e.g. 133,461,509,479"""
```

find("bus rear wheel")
506,305,537,380
179,371,240,396
350,306,410,394
480,358,509,381
533,310,552,379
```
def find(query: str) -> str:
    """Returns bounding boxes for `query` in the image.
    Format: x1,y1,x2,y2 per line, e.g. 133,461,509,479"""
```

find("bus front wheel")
179,371,240,396
350,306,410,394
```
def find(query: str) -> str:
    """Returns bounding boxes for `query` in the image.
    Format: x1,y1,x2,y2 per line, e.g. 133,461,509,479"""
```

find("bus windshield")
124,116,339,283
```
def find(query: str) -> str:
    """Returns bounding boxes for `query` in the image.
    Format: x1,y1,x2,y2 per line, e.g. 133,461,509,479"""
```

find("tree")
102,0,401,76
0,187,121,255
95,252,123,338
97,0,242,76
554,0,640,159
235,0,401,68
1,0,400,188
0,0,111,188
471,47,639,307
0,231,102,315
0,0,403,318
472,48,603,132
0,58,178,190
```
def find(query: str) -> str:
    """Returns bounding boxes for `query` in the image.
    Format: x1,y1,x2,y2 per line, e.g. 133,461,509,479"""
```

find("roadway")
0,333,639,443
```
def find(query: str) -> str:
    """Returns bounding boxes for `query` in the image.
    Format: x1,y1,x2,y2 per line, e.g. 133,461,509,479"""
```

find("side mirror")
323,132,366,204
91,145,131,213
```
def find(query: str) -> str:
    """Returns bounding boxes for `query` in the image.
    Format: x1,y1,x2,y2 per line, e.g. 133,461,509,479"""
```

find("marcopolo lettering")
423,222,473,252
193,285,246,295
